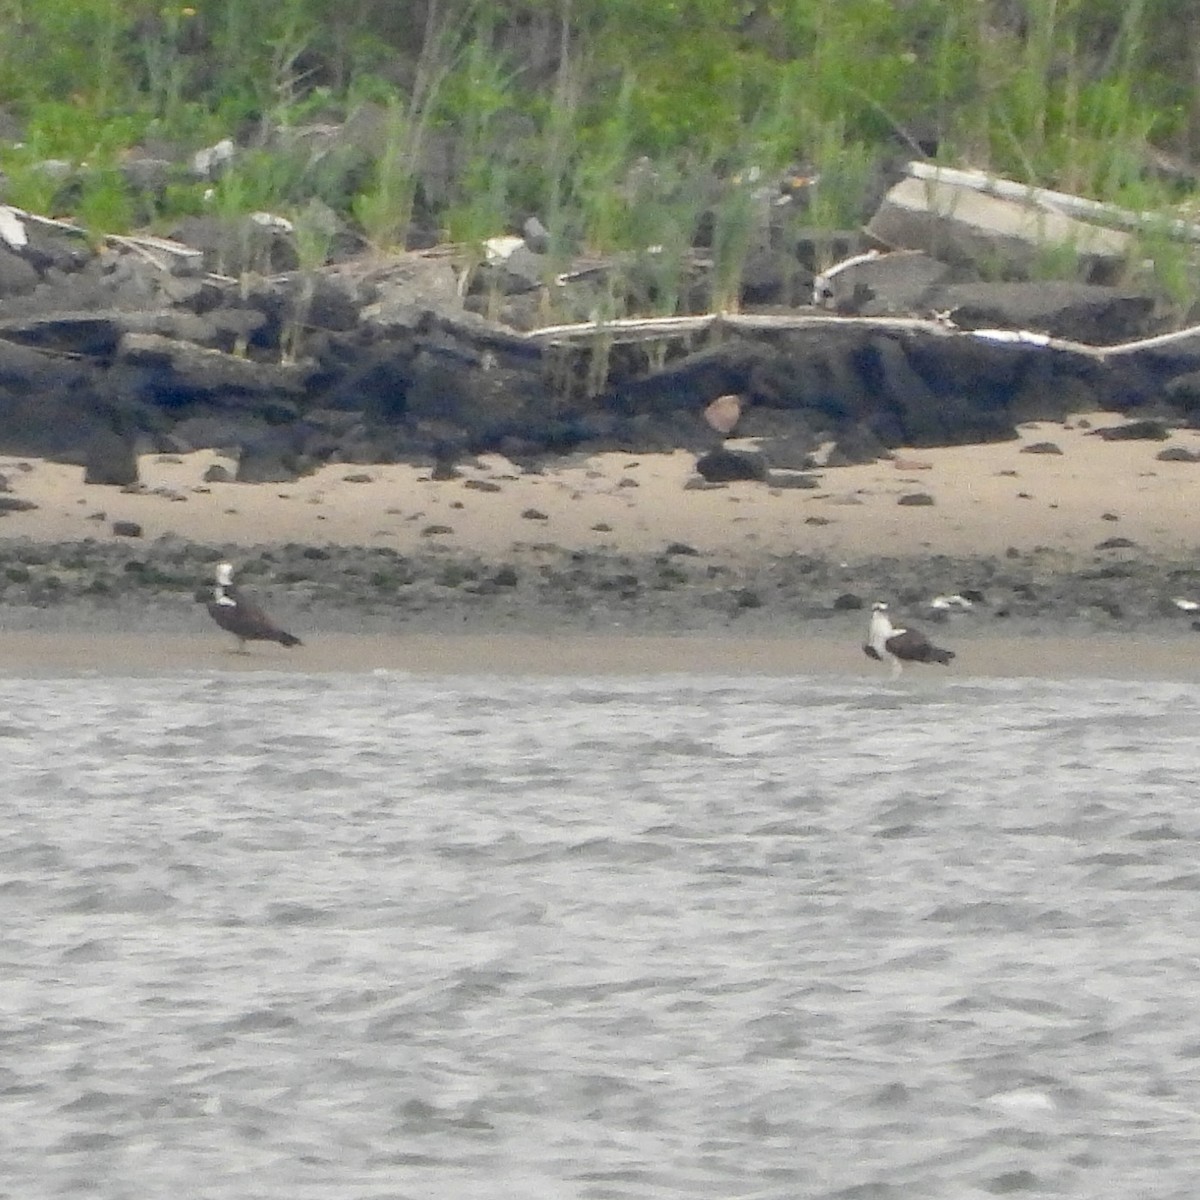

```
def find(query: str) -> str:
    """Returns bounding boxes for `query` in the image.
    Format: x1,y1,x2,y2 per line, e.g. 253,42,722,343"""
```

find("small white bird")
1172,597,1200,612
929,593,974,611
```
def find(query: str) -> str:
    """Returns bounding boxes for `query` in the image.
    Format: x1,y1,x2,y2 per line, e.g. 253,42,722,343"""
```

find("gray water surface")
2,670,1199,1198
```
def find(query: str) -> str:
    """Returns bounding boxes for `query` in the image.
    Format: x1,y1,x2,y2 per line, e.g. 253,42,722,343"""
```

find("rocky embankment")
4,160,1200,494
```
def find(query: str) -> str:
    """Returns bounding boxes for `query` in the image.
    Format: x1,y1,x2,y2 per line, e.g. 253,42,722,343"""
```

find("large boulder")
867,176,1131,283
930,281,1156,344
84,429,139,486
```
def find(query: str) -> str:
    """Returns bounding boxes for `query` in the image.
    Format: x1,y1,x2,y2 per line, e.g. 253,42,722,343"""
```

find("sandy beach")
1,413,1198,560
2,412,1200,678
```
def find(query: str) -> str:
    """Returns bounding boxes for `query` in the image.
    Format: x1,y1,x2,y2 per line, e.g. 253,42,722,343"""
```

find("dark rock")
832,592,864,610
523,216,550,253
1156,446,1200,462
1096,536,1137,549
111,520,142,537
897,492,935,506
929,281,1155,343
430,455,460,481
1095,420,1170,441
826,423,890,466
84,430,139,486
732,588,763,609
521,508,549,520
1021,441,1063,455
1008,366,1098,422
0,496,37,512
694,448,768,483
167,213,299,275
236,430,318,483
0,245,39,297
818,251,949,317
202,463,233,482
404,313,554,446
616,342,759,415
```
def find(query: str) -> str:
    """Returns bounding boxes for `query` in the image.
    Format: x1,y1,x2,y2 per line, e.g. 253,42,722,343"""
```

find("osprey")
864,601,954,677
207,562,302,653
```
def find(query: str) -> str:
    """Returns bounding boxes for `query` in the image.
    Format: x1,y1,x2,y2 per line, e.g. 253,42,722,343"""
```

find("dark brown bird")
207,561,302,653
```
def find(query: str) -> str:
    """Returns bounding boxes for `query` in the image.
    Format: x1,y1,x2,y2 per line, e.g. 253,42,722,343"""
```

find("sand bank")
0,627,1196,682
1,413,1200,680
0,413,1198,562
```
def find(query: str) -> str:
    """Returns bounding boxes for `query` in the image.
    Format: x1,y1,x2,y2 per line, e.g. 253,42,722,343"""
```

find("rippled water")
3,666,1200,1198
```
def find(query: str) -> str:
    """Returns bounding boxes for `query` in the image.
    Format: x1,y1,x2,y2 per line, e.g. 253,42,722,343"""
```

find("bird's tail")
931,647,954,665
276,632,302,648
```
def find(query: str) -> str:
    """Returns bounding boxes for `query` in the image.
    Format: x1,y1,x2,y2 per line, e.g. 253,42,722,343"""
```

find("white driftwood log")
904,161,1200,244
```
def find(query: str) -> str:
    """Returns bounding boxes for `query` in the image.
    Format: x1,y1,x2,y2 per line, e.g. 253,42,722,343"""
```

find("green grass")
0,0,1194,320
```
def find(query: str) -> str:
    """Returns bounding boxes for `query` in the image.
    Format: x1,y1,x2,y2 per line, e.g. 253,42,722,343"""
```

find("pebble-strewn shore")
0,535,1197,641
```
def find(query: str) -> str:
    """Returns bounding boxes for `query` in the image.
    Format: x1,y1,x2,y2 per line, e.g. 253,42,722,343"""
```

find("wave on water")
1,671,1198,1198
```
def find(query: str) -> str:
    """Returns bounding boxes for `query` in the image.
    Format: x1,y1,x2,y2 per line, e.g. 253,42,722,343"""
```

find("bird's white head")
216,562,234,587
871,601,888,612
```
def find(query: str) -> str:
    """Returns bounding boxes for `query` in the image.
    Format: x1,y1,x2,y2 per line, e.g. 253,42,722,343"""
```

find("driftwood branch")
525,311,956,345
523,306,1200,367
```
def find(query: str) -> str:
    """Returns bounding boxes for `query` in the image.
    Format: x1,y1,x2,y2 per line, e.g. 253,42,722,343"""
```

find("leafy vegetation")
0,0,1198,303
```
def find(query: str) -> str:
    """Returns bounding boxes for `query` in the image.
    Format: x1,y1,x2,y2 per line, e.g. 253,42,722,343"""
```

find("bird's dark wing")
208,588,301,646
863,644,883,661
886,626,953,665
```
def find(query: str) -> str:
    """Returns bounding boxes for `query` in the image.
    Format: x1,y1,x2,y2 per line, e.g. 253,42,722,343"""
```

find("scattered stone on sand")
832,593,864,610
84,433,140,487
421,524,454,536
464,479,502,492
897,492,935,506
695,449,769,483
1101,512,1119,521
202,463,233,482
1021,441,1064,455
521,508,549,520
343,472,373,483
0,496,37,513
1156,446,1200,462
111,520,142,537
1096,536,1137,549
766,471,820,489
1094,420,1170,441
